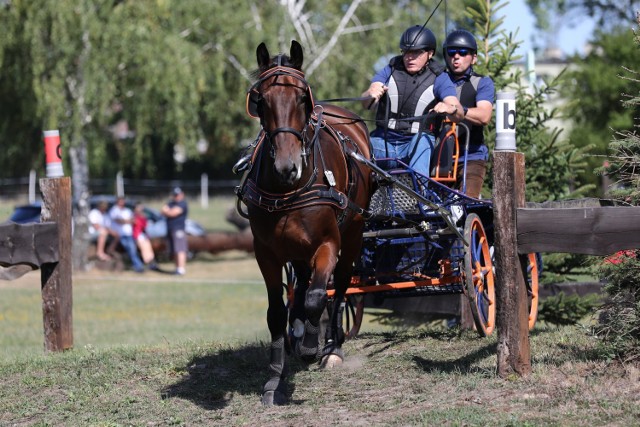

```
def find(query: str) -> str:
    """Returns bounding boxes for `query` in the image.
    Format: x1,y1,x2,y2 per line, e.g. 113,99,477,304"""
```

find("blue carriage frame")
323,122,540,338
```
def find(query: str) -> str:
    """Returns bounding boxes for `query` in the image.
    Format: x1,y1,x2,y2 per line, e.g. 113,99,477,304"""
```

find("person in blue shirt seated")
362,24,464,178
442,29,496,198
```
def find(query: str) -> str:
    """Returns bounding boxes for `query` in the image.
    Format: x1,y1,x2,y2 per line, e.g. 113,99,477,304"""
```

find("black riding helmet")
443,29,478,56
399,25,436,52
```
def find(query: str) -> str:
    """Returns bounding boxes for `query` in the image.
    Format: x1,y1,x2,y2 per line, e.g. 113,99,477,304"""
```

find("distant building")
512,48,576,133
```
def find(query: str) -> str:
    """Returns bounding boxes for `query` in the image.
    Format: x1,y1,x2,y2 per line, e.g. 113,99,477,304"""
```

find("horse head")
251,40,314,187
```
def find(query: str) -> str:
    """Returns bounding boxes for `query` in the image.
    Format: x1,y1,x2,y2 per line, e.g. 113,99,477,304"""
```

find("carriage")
237,40,540,405
321,120,541,339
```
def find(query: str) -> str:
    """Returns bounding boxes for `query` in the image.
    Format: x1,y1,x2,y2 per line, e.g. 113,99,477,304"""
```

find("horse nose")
274,161,299,185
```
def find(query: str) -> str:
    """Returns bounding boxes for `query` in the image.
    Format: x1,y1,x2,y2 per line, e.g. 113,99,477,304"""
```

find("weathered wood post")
492,93,531,377
40,129,73,351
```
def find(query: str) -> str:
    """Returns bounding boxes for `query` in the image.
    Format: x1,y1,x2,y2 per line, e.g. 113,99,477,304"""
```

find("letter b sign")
495,92,516,151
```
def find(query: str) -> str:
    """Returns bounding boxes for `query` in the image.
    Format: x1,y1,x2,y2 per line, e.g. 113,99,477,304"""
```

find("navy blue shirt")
166,200,188,232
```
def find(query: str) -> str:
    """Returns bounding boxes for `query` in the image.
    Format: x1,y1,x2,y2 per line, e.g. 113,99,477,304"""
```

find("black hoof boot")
294,320,320,363
262,337,288,405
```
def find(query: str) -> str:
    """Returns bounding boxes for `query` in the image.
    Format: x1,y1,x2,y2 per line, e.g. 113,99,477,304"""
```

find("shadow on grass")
358,327,466,357
412,340,497,374
160,342,308,410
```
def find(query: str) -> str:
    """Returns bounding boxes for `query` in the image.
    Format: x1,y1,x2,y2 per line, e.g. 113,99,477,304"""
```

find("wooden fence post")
39,177,73,351
493,151,531,377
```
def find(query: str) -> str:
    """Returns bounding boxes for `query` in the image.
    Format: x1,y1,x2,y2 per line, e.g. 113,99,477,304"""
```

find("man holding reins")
362,24,464,177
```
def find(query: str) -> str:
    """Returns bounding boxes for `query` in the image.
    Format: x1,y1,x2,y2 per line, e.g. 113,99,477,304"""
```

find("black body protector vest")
457,72,484,147
376,57,445,136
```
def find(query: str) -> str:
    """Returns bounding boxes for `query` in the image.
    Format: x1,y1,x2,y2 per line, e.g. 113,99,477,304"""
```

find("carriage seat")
429,121,459,182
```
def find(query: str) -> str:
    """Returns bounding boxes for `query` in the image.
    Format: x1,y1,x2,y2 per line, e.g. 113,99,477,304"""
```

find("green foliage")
539,253,595,285
538,292,600,326
563,28,640,195
594,251,640,362
0,0,472,181
525,0,640,30
508,74,594,202
462,0,593,201
592,18,640,363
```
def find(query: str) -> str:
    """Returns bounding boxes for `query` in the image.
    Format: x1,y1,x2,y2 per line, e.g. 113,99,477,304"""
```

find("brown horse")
237,40,374,405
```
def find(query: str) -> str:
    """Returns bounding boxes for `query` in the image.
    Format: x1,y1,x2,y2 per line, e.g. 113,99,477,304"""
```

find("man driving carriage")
361,24,464,177
443,29,496,198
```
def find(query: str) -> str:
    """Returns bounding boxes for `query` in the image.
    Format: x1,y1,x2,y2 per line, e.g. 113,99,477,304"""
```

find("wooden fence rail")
494,151,640,378
0,177,72,352
517,206,640,255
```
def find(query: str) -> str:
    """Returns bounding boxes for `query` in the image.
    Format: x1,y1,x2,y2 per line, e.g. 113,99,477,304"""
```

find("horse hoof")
261,390,288,406
320,353,343,369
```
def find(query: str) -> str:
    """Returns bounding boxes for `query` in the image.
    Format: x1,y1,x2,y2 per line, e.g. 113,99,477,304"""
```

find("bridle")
246,65,316,165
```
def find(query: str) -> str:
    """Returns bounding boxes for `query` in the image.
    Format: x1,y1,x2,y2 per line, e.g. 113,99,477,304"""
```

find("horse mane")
250,53,299,80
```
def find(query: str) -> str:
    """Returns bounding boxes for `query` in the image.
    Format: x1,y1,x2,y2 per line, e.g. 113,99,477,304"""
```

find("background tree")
562,29,640,194
526,0,640,31
594,13,640,363
458,0,592,202
460,0,593,288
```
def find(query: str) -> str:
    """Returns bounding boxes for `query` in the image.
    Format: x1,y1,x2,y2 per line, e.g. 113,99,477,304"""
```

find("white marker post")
495,92,517,151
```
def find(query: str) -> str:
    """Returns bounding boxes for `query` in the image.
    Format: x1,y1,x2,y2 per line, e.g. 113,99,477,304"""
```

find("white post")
200,173,208,209
116,171,124,197
495,92,517,152
29,169,36,203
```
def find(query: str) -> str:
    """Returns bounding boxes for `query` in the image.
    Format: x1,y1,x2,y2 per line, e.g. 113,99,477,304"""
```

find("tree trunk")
70,141,91,271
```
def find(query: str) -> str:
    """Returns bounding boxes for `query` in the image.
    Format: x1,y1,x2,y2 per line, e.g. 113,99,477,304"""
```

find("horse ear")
256,42,270,69
289,40,303,69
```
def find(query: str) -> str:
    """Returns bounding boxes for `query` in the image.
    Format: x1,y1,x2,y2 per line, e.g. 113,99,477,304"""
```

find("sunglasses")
446,48,472,57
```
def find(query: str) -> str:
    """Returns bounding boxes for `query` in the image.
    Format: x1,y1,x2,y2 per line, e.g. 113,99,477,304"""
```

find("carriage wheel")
344,294,364,339
463,213,496,337
526,253,540,330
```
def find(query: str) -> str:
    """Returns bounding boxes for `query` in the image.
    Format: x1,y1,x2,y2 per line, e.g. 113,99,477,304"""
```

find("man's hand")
362,82,388,109
431,97,464,122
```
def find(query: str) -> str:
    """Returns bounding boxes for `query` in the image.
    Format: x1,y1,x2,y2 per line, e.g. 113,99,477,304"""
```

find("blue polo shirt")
447,67,495,161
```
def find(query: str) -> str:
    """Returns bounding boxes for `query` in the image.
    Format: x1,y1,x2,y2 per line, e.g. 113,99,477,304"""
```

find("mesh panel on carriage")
369,174,422,216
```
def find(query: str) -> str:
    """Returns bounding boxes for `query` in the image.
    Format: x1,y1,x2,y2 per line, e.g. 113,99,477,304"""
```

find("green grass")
1,324,637,426
2,196,637,424
0,275,269,361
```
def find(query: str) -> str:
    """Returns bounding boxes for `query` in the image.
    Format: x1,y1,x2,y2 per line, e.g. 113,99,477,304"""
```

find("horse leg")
255,248,289,406
321,227,366,368
295,242,337,363
288,261,310,349
320,287,345,368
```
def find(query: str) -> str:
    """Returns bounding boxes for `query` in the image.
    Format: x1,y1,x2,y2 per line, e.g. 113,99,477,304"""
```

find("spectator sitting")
89,200,117,261
109,196,145,273
133,202,159,271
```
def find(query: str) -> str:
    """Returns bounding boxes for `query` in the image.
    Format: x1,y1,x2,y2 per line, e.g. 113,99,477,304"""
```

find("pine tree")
465,0,594,201
465,0,593,290
593,14,640,363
